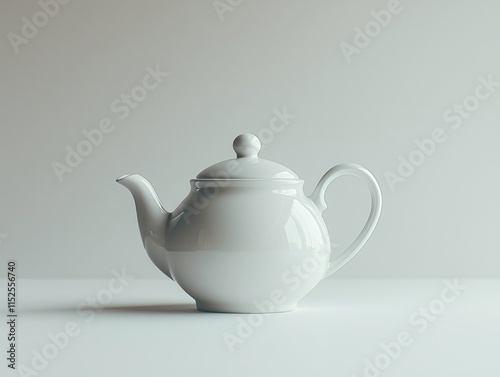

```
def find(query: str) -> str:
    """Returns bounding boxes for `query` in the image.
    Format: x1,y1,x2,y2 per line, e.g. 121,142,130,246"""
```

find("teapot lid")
196,133,299,180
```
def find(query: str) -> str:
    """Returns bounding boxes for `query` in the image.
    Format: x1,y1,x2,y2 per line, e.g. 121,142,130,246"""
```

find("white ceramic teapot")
117,133,382,313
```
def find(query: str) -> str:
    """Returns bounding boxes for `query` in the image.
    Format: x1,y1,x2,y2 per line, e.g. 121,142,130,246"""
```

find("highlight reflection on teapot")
117,133,382,313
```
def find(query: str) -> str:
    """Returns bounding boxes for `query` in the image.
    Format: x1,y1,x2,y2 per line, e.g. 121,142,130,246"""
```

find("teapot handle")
309,163,382,279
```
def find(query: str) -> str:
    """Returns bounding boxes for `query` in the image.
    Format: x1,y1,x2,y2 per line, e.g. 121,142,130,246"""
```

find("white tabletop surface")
2,278,499,377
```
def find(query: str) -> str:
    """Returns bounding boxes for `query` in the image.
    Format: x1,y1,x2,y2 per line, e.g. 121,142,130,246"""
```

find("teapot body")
165,179,331,313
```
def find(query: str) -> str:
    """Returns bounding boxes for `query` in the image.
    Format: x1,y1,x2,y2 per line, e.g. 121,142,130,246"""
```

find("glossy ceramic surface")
117,133,382,313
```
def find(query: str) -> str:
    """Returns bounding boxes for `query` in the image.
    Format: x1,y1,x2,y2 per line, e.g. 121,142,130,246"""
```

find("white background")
1,1,500,377
1,0,499,278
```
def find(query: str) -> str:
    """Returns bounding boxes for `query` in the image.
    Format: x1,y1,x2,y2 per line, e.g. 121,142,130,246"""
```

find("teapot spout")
116,174,172,279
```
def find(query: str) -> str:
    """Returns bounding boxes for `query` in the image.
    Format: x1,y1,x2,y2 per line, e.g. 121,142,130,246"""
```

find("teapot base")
196,301,297,314
167,249,329,314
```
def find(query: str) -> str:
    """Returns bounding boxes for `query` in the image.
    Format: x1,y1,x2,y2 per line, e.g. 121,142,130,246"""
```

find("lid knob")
233,133,261,158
